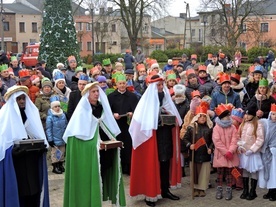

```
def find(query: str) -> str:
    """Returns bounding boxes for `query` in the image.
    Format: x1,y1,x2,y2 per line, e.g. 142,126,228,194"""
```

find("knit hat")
173,84,186,96
96,75,107,83
245,102,258,116
150,63,160,70
190,97,201,114
231,108,245,123
56,63,64,68
50,96,60,109
41,78,53,88
125,69,134,75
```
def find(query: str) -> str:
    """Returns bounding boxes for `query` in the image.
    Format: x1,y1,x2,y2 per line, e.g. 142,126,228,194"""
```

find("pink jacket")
239,121,264,153
212,124,239,168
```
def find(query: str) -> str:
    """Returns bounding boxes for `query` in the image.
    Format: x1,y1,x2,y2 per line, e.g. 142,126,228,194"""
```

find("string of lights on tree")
38,0,81,70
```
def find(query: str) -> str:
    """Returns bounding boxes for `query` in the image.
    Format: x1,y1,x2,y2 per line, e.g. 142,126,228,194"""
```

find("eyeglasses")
54,105,61,108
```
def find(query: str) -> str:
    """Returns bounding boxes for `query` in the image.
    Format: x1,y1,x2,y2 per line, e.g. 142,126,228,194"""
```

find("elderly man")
67,74,89,121
63,82,126,206
129,75,183,207
0,85,49,207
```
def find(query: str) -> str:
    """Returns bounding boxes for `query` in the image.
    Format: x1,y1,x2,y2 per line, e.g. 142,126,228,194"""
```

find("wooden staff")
191,122,197,200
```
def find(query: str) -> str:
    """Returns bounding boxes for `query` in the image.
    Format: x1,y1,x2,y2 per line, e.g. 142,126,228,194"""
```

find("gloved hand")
48,141,55,147
225,151,233,160
245,150,253,156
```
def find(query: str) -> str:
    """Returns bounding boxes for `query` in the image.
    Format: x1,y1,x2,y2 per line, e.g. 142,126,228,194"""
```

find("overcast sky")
4,0,201,17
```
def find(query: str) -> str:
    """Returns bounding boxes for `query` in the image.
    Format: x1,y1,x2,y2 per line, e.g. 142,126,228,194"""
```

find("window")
211,15,215,24
19,22,25,33
76,22,83,31
198,29,202,41
211,28,216,37
86,23,92,31
79,42,83,51
3,22,9,31
260,42,269,47
155,44,162,50
95,22,100,32
87,42,92,51
112,41,117,45
239,42,246,49
261,23,268,32
191,29,195,37
103,23,108,32
32,22,38,33
111,24,116,32
241,23,247,33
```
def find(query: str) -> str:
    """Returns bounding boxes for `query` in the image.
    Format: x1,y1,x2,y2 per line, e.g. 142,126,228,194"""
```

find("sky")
3,0,201,17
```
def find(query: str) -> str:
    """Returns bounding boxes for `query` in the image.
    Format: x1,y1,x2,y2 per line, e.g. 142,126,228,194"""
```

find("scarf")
215,117,233,128
175,97,186,104
50,109,64,117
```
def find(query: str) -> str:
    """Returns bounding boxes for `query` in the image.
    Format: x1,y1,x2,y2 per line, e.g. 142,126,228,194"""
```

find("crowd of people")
1,48,276,207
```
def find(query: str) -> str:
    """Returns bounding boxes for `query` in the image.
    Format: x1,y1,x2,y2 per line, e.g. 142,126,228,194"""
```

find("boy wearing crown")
0,64,17,88
213,104,239,201
183,102,213,197
259,103,276,201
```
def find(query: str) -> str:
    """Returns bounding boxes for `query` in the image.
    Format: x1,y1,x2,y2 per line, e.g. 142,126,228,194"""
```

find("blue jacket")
46,109,67,146
124,53,134,69
163,64,174,72
210,87,242,110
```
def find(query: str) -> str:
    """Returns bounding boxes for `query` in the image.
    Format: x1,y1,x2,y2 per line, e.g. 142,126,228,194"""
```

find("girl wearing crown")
238,102,264,200
258,103,276,201
212,104,239,201
183,103,213,197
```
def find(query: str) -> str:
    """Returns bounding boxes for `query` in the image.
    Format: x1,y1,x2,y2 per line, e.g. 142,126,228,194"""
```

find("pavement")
48,164,276,207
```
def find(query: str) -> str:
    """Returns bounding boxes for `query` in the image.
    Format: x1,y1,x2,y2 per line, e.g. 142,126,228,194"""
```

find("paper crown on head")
75,66,83,73
231,108,245,123
10,56,17,61
186,69,195,77
102,58,111,66
68,55,76,62
54,71,65,81
0,64,8,72
148,59,157,67
50,95,60,108
115,73,126,83
230,73,241,84
137,64,146,71
90,67,100,77
173,84,186,95
148,74,164,83
191,90,200,98
198,65,207,72
19,69,31,78
220,73,231,84
195,105,208,115
79,74,89,81
172,60,179,65
191,54,197,60
4,85,29,101
259,78,268,87
167,73,177,82
215,104,231,118
271,103,276,112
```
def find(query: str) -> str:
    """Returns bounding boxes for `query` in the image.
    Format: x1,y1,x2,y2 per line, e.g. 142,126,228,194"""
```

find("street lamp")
0,0,4,50
203,15,207,46
85,5,94,61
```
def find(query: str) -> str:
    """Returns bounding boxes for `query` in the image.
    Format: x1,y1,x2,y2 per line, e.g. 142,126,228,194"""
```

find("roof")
3,3,41,14
151,26,174,37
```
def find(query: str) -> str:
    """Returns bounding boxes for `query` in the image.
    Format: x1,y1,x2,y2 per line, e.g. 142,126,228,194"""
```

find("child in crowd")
259,103,276,201
183,104,213,197
46,96,68,174
231,108,245,191
213,104,239,201
238,103,264,200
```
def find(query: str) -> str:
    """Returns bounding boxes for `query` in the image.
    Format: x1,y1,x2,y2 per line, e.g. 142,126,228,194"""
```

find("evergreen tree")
38,0,81,70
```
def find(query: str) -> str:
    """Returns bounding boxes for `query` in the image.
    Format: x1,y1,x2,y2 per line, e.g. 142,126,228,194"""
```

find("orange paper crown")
165,70,175,76
68,55,76,62
137,64,146,71
195,105,208,115
230,73,241,82
198,65,207,72
248,65,255,73
18,69,31,78
186,69,195,77
220,73,231,84
271,103,276,112
191,54,197,60
200,101,210,109
148,59,157,67
215,104,229,116
191,90,200,98
172,60,179,65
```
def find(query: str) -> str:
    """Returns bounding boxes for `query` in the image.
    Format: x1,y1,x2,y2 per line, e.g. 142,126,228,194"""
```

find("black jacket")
67,89,82,121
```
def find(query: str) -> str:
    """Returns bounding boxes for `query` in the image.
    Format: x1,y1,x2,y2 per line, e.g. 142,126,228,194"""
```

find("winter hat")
41,78,53,88
56,63,64,68
173,84,186,97
190,97,201,114
125,69,134,75
54,71,66,85
231,108,245,123
150,63,160,70
115,62,123,68
50,95,60,109
96,75,107,83
79,74,89,81
245,102,258,116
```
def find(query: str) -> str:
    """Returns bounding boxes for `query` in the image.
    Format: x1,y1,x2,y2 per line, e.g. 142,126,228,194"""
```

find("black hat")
177,63,184,68
39,60,46,64
94,61,102,66
124,69,134,75
245,102,258,116
253,58,260,64
218,110,230,119
212,53,219,57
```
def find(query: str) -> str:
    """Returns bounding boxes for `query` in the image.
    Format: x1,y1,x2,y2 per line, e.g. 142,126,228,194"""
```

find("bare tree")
108,0,170,52
200,0,270,53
